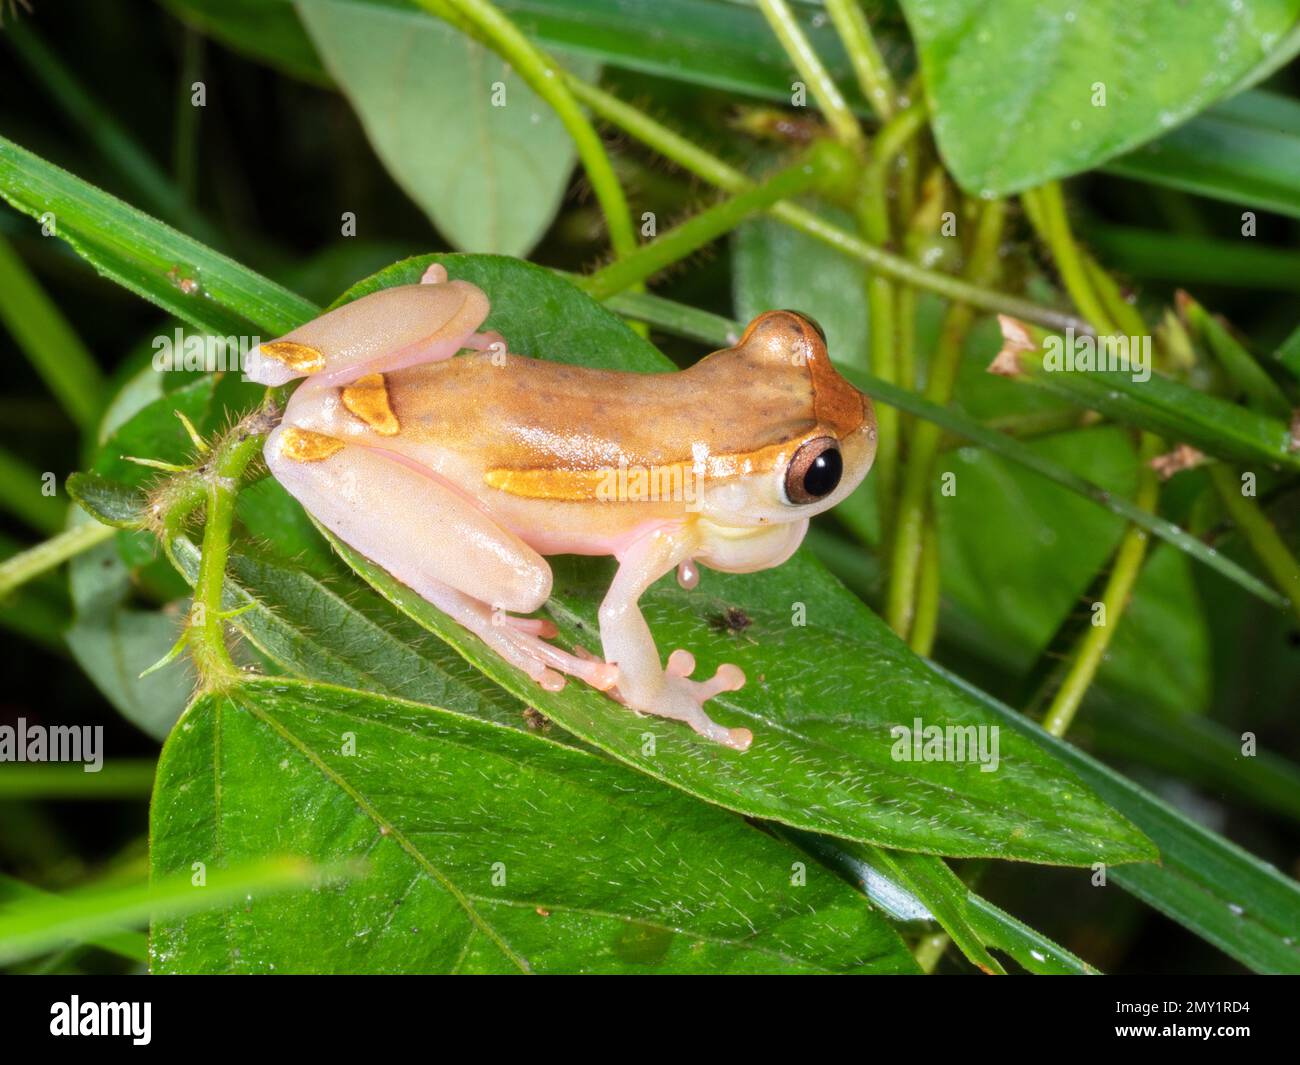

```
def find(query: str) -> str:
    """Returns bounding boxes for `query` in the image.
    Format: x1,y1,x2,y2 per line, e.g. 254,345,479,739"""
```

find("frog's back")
385,349,817,472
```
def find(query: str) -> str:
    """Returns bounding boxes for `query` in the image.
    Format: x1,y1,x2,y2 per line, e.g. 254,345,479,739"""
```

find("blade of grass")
0,445,66,535
6,19,222,245
0,857,334,966
0,232,104,432
0,132,317,336
0,759,156,800
0,875,146,965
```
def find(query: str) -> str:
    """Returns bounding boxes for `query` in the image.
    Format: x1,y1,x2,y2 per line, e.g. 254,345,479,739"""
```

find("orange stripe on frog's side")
483,440,798,502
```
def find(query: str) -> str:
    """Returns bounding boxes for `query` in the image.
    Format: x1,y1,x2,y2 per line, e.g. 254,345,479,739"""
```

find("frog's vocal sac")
247,264,877,751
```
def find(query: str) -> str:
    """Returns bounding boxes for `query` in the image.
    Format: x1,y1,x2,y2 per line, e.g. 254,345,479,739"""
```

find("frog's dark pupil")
804,447,842,498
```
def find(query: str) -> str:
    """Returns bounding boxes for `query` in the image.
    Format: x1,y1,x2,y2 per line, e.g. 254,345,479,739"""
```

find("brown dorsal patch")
278,426,345,462
341,372,400,436
260,340,325,374
806,340,866,438
734,310,866,438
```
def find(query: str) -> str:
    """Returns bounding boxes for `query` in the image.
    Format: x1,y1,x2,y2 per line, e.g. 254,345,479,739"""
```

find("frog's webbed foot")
613,650,751,751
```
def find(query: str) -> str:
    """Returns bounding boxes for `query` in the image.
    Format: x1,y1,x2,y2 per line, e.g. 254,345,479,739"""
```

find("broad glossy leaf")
315,252,1155,867
939,664,1300,973
297,0,597,256
151,678,919,973
901,0,1300,195
1104,90,1300,220
168,535,543,736
164,479,1090,973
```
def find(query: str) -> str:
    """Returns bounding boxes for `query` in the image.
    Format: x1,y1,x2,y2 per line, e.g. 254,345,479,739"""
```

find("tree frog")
247,265,877,751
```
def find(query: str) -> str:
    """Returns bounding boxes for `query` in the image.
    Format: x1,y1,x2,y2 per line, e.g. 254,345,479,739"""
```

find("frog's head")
696,309,877,527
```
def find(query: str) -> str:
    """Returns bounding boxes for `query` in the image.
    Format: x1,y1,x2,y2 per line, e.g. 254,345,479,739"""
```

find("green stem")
910,521,941,656
755,0,865,152
565,76,1086,334
1208,464,1300,624
824,0,898,120
581,144,846,301
186,426,266,689
418,0,637,261
0,233,104,432
1023,182,1118,335
859,100,929,542
0,521,114,600
1041,434,1161,737
887,199,1007,639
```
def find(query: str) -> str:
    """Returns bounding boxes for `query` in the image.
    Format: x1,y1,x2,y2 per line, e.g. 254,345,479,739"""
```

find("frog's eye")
784,436,842,504
779,309,827,345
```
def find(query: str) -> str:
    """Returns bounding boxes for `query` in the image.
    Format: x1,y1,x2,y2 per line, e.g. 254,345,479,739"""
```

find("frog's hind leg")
246,275,492,388
266,427,617,694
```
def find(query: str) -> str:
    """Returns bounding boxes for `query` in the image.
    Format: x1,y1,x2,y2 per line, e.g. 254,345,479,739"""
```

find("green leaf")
939,664,1300,973
66,473,146,528
163,494,1095,971
1086,224,1300,294
1104,91,1300,220
0,131,317,336
901,0,1300,195
267,0,895,110
318,252,1155,868
151,678,919,973
1005,341,1300,474
297,0,598,256
168,534,545,736
65,515,194,742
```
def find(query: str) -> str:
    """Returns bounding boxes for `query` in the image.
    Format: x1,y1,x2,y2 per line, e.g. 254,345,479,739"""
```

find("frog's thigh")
267,426,551,613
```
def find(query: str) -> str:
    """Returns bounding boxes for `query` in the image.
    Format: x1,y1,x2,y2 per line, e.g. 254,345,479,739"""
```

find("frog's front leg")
598,524,752,751
266,432,617,694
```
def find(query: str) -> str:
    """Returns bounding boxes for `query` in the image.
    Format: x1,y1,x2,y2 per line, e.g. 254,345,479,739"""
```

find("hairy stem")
581,144,848,300
0,521,114,601
185,416,271,690
755,0,865,151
